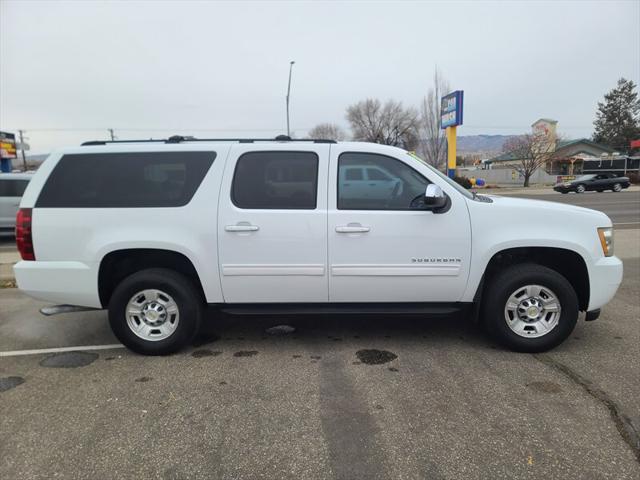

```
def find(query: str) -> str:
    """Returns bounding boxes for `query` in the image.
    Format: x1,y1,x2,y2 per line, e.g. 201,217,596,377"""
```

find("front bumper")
587,256,623,311
553,185,571,193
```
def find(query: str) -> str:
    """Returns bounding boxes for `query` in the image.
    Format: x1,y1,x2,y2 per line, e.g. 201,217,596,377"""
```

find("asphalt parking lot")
1,190,639,479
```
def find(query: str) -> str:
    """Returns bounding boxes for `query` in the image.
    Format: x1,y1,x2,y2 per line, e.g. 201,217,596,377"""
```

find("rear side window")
36,152,215,208
0,179,29,197
232,151,318,209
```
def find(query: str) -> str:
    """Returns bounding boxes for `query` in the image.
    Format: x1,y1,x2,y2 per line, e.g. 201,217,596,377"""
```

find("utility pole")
108,128,116,141
286,61,295,137
18,130,27,171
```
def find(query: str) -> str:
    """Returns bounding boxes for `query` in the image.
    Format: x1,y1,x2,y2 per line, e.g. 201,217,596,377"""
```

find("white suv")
14,136,623,355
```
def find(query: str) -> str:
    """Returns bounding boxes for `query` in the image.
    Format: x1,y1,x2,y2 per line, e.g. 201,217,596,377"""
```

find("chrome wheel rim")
613,183,621,192
504,284,561,338
576,185,585,193
126,289,179,341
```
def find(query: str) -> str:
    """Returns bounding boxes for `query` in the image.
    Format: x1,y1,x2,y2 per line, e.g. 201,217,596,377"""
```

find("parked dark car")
553,173,631,194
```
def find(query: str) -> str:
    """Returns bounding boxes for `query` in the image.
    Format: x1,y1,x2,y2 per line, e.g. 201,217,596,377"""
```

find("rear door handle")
225,224,259,232
336,225,370,233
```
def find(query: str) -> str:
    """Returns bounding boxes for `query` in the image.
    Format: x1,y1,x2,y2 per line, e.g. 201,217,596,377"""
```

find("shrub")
627,172,639,184
453,176,472,189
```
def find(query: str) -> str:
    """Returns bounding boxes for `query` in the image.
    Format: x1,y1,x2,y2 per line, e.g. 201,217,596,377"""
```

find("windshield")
574,174,595,181
406,152,475,199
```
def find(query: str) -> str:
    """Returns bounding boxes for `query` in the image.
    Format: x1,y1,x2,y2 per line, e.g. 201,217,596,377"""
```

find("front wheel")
108,268,203,355
482,264,578,352
576,184,586,193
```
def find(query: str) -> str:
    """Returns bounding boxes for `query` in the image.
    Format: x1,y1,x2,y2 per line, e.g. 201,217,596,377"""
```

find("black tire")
482,264,578,353
612,183,622,192
108,268,203,355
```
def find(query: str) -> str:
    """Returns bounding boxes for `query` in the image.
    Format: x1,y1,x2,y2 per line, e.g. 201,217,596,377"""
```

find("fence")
457,168,557,186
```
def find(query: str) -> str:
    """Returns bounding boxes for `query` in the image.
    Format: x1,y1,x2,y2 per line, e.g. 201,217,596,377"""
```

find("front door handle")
225,224,259,232
336,225,370,233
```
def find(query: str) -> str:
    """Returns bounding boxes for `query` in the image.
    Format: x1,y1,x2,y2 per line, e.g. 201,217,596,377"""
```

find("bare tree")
308,123,348,141
502,133,558,187
346,98,419,150
418,68,450,168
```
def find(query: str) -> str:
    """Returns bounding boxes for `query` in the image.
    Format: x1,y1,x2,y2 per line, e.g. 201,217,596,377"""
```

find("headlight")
597,227,614,257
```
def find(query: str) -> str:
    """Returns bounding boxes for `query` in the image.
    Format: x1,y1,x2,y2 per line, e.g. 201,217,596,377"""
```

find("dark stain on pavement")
388,367,399,372
233,350,258,357
40,351,98,368
527,381,562,393
135,376,152,383
319,357,389,478
0,376,25,392
356,349,398,365
311,355,322,360
192,349,222,358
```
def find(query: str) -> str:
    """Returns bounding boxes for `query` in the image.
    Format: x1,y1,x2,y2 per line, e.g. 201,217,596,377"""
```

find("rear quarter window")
35,152,215,208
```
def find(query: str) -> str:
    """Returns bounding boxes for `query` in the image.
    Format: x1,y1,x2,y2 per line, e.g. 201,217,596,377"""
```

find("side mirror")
424,184,447,210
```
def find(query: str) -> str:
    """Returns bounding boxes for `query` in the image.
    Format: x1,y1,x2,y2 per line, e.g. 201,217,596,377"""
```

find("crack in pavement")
535,353,640,463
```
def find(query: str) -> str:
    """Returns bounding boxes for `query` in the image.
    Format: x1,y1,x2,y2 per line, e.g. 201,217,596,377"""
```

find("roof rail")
81,135,337,146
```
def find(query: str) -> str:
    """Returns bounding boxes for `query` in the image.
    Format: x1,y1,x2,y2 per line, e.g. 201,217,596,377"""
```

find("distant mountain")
456,135,515,156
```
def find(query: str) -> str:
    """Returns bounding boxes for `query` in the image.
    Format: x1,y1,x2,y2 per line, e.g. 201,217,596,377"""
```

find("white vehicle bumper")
587,256,623,311
13,260,102,308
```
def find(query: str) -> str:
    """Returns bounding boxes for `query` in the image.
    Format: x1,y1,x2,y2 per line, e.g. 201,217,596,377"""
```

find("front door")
327,147,472,303
218,145,329,303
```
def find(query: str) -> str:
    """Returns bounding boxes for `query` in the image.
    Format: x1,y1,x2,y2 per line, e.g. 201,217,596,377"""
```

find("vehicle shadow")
194,309,495,351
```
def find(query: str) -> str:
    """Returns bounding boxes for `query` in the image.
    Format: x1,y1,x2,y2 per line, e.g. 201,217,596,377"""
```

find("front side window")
232,151,318,209
338,152,430,210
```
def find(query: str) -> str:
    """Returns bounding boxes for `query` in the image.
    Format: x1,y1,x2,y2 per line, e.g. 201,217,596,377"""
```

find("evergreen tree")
592,78,640,153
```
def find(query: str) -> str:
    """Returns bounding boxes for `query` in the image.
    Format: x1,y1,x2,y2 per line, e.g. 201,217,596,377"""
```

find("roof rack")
81,135,337,146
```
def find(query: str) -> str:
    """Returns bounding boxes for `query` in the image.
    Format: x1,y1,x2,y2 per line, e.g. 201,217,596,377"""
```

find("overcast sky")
1,0,639,153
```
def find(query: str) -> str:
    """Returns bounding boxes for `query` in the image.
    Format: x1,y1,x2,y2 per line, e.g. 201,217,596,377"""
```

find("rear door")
217,144,330,303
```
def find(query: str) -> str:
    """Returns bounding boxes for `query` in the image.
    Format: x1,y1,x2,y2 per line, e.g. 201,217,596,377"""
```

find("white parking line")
614,222,640,226
0,344,125,358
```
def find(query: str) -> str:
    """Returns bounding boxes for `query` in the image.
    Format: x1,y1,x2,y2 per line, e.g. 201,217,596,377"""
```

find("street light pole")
286,61,295,137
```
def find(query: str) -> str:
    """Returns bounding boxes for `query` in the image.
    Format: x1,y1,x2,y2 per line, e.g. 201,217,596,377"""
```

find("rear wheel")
482,264,578,352
576,184,586,193
108,268,203,355
613,183,622,192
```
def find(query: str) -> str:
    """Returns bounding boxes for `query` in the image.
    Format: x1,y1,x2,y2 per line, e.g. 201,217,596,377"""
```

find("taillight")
16,208,35,261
